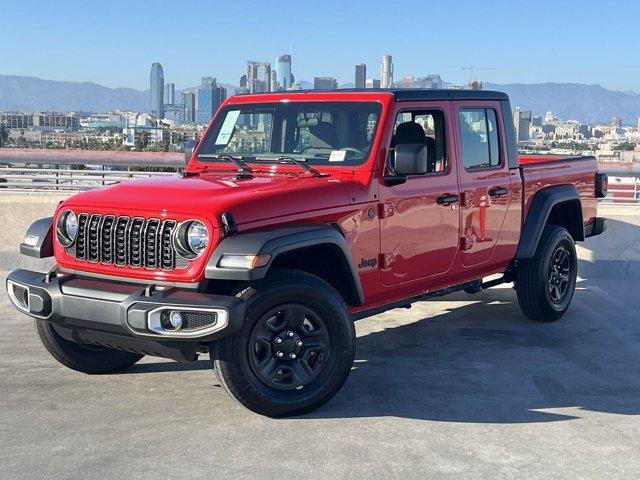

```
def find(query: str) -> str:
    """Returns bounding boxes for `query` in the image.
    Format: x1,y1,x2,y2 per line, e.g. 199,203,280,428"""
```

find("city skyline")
2,0,640,92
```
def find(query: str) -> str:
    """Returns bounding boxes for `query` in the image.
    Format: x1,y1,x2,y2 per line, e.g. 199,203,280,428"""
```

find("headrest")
395,122,426,144
393,143,429,176
298,117,319,128
308,121,337,149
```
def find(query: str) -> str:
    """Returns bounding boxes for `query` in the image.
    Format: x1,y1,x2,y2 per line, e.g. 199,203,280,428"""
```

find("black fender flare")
205,223,364,305
515,185,583,260
20,216,54,258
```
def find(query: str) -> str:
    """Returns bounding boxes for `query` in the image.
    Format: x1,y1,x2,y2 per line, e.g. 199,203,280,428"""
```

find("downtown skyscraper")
381,54,393,88
355,63,366,89
164,82,175,105
197,77,227,124
246,61,271,93
181,91,196,123
150,63,164,118
276,54,292,91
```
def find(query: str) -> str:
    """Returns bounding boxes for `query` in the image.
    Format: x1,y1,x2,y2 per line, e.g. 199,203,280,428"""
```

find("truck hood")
62,172,354,225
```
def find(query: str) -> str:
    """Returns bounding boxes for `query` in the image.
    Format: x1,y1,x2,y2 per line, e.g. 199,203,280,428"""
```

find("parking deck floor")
2,269,639,479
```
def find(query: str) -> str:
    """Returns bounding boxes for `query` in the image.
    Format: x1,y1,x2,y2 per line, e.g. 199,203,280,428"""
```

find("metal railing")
0,148,184,167
601,170,640,204
0,166,177,190
0,148,639,201
0,148,184,191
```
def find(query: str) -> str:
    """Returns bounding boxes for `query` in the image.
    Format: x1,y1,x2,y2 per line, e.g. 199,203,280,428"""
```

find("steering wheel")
340,147,364,157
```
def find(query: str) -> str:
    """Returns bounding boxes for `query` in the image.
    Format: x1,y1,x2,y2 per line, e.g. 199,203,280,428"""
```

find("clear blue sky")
3,0,639,92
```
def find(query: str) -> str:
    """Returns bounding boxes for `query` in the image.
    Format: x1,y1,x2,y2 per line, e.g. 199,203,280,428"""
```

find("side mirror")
392,144,428,176
185,140,198,163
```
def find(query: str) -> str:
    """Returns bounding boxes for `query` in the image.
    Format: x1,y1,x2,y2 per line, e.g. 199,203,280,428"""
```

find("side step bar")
352,274,511,321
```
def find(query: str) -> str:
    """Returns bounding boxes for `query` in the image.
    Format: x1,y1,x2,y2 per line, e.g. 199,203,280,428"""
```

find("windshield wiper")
254,156,328,178
197,153,253,175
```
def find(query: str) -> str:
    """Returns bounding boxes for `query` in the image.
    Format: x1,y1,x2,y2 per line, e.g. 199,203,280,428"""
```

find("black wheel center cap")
272,331,302,358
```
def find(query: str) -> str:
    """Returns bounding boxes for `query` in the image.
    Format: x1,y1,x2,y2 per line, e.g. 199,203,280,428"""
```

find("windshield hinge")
379,203,395,219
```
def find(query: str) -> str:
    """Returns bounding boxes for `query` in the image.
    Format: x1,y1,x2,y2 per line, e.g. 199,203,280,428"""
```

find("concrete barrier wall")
0,192,71,271
577,204,640,278
0,192,638,278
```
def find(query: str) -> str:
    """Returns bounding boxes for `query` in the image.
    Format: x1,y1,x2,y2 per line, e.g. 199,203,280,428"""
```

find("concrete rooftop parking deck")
1,201,639,479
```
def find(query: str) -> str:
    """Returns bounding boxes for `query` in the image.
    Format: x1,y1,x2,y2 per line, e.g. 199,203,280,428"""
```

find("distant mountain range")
1,74,639,125
0,75,237,114
485,82,640,125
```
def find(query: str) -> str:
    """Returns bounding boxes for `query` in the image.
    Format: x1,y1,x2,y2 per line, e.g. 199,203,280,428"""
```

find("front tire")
213,269,356,417
36,320,144,374
516,225,578,322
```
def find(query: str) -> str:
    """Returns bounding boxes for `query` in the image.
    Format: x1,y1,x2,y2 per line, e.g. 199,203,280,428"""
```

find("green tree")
134,130,151,151
617,142,635,151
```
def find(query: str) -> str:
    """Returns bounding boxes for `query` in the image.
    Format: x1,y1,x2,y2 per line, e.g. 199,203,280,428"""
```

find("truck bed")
519,155,598,230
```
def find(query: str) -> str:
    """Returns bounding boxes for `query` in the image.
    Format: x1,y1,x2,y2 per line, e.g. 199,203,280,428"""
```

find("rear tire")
516,225,578,322
35,320,144,374
213,269,356,417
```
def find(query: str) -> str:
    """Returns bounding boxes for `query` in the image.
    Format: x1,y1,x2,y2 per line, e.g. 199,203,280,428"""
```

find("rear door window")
458,108,501,169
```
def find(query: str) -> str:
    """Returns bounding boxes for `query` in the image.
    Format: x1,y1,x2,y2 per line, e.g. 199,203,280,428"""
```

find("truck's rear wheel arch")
515,185,583,260
206,224,364,307
546,199,584,241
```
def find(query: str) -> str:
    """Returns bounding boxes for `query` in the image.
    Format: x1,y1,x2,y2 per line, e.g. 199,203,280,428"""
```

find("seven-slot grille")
70,214,179,270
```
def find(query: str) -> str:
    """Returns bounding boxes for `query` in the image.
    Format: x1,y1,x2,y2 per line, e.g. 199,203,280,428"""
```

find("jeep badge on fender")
358,257,377,269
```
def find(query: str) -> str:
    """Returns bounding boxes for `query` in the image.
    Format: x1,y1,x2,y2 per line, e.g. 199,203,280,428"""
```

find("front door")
379,102,460,287
453,101,512,267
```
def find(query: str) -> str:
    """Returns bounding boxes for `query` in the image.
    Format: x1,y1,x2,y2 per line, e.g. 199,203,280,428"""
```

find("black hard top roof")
390,89,509,101
236,88,509,101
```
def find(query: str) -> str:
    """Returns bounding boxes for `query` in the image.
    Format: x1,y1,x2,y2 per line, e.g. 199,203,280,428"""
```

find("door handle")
489,187,509,197
437,193,459,205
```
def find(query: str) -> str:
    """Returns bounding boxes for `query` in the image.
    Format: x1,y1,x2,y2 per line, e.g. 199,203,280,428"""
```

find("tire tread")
36,320,143,374
516,225,577,323
212,269,355,417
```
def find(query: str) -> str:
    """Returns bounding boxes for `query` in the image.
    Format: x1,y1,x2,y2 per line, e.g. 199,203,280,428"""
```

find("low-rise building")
365,78,381,89
122,126,169,148
314,77,338,90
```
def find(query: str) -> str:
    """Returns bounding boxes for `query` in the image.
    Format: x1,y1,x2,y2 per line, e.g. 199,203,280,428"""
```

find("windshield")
197,102,382,166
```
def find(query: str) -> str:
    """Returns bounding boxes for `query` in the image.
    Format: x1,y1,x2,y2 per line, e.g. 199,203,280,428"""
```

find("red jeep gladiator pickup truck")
7,89,607,417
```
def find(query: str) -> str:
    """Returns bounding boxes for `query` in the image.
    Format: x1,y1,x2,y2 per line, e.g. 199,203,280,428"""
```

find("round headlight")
187,221,209,255
65,212,78,240
174,220,209,259
56,210,78,247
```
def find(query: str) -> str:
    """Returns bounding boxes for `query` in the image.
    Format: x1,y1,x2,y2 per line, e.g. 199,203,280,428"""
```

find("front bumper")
6,269,245,362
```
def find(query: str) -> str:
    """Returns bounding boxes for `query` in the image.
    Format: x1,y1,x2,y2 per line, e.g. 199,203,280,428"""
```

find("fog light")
161,311,183,331
169,311,183,329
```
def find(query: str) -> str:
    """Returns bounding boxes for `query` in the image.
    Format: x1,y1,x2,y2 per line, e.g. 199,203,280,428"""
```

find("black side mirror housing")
383,175,407,186
185,140,198,163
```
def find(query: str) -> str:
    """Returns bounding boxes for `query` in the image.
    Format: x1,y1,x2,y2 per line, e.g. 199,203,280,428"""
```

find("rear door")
453,101,513,267
379,101,461,286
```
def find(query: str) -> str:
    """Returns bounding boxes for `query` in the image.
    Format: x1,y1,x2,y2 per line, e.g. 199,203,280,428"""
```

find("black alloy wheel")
213,269,356,417
247,304,331,391
548,245,572,304
516,224,578,322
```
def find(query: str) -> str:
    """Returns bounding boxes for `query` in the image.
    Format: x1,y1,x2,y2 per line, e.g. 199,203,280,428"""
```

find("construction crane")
462,66,495,83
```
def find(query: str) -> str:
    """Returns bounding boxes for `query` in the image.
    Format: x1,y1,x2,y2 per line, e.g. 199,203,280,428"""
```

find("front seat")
393,122,436,173
303,118,338,155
